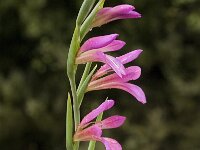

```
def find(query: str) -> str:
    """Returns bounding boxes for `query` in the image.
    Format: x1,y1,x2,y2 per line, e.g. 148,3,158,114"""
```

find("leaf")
67,26,80,78
76,0,97,26
66,93,74,150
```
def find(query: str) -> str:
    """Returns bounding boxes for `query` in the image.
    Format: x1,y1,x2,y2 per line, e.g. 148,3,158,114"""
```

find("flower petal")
76,40,125,64
112,4,135,14
92,50,143,80
89,51,126,78
98,40,126,53
88,82,146,104
80,34,118,52
97,7,112,16
96,115,126,129
109,83,146,104
80,100,115,126
101,53,126,78
114,11,142,20
117,49,143,64
74,125,102,141
76,51,126,78
90,66,141,88
93,4,141,27
101,137,122,150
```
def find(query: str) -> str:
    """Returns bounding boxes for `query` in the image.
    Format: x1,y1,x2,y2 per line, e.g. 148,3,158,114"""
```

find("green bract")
66,93,73,150
80,0,105,40
77,65,97,107
76,0,97,26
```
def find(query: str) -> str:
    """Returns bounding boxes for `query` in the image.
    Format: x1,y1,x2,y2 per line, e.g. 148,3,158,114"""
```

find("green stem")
77,62,92,94
69,76,80,150
67,23,81,150
69,77,80,129
77,65,97,107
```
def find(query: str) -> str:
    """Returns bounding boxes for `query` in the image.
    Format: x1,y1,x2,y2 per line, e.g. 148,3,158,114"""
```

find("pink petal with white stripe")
96,115,126,129
80,100,114,126
90,66,141,87
80,34,118,52
92,50,143,80
102,54,126,78
76,51,126,78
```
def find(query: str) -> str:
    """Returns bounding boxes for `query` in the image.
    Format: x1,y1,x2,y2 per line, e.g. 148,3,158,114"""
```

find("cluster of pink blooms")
74,100,125,150
74,4,146,150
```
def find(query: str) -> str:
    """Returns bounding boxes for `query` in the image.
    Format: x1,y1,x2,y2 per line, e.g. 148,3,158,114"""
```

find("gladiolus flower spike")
88,50,146,104
66,1,146,150
74,100,126,150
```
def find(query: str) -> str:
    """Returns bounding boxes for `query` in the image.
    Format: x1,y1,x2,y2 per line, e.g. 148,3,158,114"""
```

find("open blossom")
92,4,141,28
87,50,146,104
76,34,127,77
74,100,126,150
92,50,143,80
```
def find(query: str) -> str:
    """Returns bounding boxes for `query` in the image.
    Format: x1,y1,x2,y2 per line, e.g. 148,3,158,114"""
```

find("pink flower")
87,50,146,104
92,4,141,27
92,49,143,80
74,100,126,150
76,34,126,77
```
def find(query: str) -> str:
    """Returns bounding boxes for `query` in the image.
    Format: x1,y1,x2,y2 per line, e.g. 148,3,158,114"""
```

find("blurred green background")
0,0,200,150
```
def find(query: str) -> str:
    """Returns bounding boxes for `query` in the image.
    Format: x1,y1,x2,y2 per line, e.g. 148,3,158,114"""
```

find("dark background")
0,0,200,150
